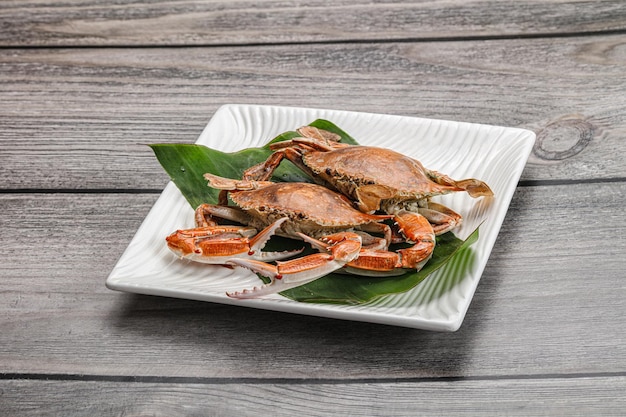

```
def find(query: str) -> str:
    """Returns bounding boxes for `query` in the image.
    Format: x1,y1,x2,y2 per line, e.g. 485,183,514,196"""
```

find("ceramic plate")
106,104,535,331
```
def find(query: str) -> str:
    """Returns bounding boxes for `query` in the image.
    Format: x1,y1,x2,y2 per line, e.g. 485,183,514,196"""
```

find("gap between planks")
2,371,626,385
2,28,626,50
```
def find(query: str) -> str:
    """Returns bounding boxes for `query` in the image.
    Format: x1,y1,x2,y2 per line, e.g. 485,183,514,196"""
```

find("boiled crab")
244,126,494,236
166,174,437,298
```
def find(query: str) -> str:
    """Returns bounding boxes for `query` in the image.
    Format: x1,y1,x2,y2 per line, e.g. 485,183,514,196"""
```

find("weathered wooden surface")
2,377,625,416
2,34,626,191
2,1,626,415
1,184,625,379
2,0,625,47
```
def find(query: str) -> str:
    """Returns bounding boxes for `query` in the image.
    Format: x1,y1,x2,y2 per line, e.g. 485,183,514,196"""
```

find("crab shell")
227,181,391,239
300,145,493,213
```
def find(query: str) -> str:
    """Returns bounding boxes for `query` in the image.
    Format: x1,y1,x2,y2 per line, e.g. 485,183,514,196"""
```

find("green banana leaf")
276,229,477,304
149,120,478,304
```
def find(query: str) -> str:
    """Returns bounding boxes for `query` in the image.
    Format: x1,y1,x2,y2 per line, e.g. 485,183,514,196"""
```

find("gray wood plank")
1,183,625,378
2,376,625,416
1,0,625,47
1,35,625,190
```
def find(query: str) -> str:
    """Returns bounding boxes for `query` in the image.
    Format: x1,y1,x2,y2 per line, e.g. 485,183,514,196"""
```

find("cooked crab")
166,174,436,298
244,126,494,235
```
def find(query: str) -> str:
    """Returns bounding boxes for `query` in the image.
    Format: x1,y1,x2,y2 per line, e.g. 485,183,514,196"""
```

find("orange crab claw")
166,217,303,264
225,232,362,299
394,210,436,270
340,210,436,277
343,249,406,277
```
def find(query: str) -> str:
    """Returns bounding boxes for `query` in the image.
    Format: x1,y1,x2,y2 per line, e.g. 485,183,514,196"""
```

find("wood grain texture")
1,0,625,47
2,376,626,416
3,1,626,413
1,183,625,378
2,34,626,191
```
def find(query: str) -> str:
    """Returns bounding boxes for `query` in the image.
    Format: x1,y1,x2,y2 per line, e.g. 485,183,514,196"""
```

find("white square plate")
107,104,535,331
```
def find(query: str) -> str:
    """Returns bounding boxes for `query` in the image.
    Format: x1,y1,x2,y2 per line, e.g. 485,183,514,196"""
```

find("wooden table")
2,1,625,415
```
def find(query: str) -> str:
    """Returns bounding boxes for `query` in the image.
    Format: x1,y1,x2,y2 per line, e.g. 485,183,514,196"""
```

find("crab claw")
418,201,463,235
394,210,436,270
226,232,362,299
166,217,302,264
341,210,436,277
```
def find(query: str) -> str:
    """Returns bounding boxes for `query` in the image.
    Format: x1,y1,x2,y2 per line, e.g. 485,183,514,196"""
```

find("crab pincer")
342,210,436,277
166,217,304,264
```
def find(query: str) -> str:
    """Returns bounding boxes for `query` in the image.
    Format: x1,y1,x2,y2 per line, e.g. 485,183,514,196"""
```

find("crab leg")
166,218,303,264
241,129,347,183
204,173,274,191
426,169,494,198
225,232,362,299
242,147,317,183
194,203,252,227
241,151,285,181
